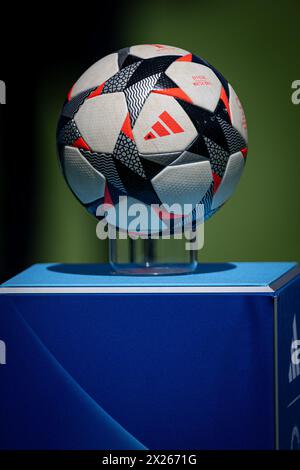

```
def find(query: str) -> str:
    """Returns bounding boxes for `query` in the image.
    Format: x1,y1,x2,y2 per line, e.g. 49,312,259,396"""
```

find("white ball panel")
165,62,222,112
171,150,209,165
211,151,244,210
63,146,106,204
228,84,248,143
74,92,127,153
71,53,119,99
151,160,212,210
133,93,197,154
130,44,188,59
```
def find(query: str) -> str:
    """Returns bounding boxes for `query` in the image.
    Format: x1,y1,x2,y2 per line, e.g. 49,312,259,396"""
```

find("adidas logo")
144,111,184,140
289,315,300,383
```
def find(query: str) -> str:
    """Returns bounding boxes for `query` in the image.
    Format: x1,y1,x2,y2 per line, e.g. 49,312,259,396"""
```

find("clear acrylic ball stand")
109,236,198,275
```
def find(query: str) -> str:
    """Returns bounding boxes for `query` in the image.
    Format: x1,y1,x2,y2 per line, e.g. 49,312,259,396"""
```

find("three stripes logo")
289,315,300,383
144,111,184,140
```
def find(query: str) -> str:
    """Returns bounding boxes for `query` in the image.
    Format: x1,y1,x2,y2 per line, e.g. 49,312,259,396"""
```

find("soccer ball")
57,44,248,233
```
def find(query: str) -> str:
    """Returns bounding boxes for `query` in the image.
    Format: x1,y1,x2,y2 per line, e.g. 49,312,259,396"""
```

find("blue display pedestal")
0,262,300,450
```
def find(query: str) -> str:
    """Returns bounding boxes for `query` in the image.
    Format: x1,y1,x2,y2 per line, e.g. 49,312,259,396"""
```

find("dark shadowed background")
1,0,299,282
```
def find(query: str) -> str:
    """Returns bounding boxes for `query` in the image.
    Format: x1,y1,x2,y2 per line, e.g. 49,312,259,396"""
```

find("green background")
35,0,300,265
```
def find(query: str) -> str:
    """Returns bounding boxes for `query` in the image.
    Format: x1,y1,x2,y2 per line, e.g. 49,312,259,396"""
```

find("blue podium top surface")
1,262,299,293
